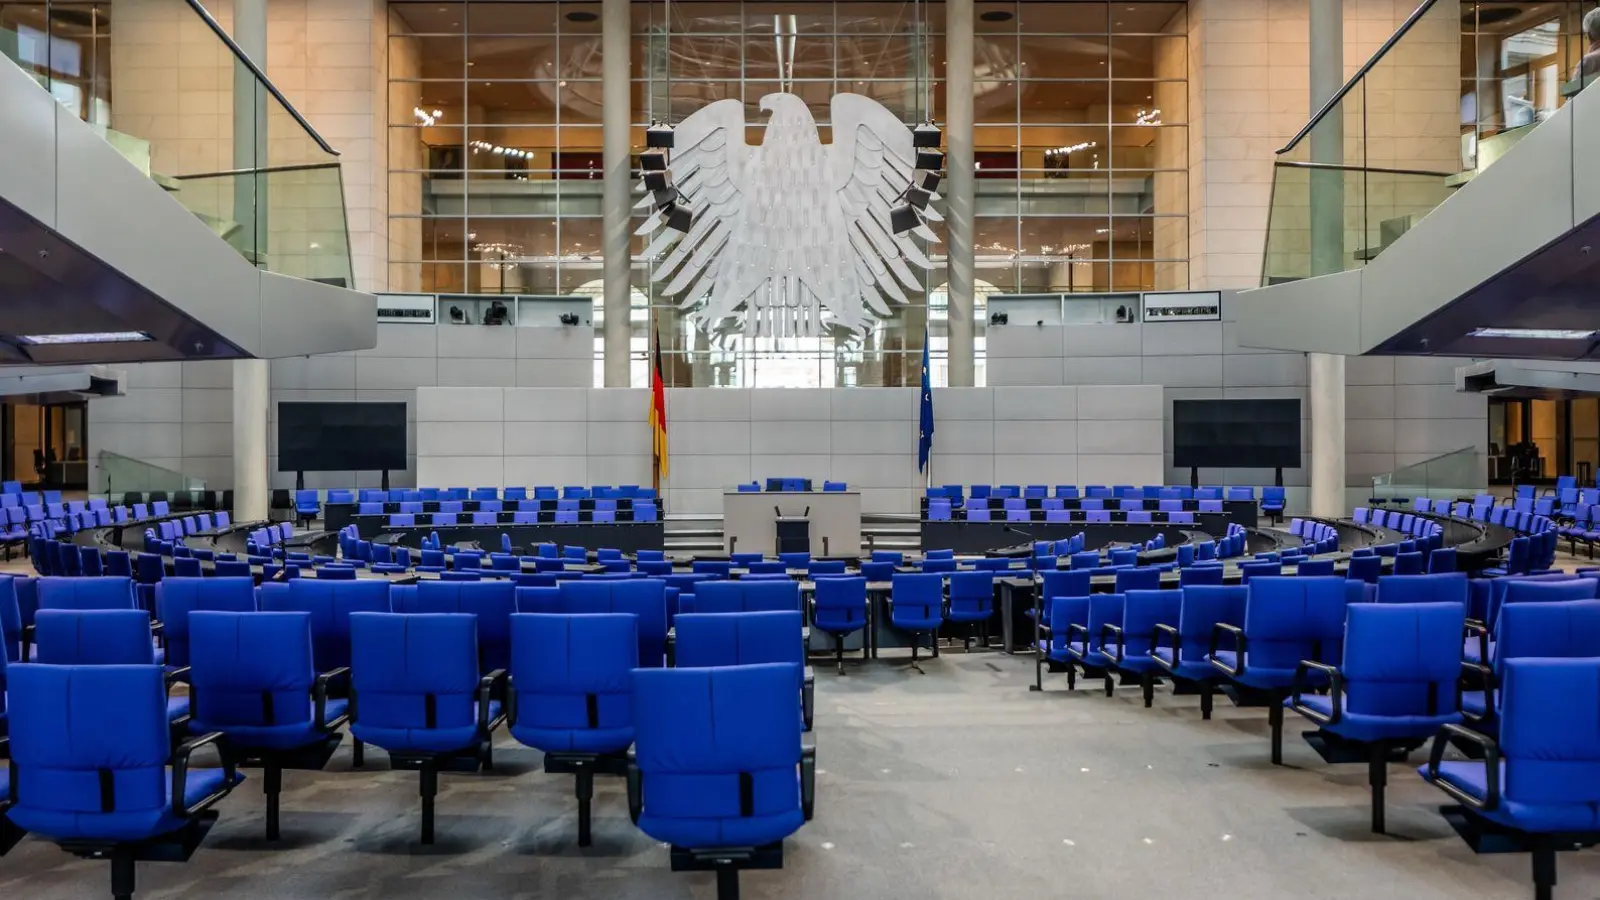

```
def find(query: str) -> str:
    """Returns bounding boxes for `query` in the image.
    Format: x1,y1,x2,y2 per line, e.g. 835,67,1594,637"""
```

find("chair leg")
419,762,439,845
834,634,845,676
1269,700,1284,766
110,848,137,900
1067,665,1076,691
264,762,283,841
1532,837,1557,900
909,635,924,674
932,631,940,658
716,866,742,900
1141,673,1154,708
1368,745,1387,834
575,769,595,848
1104,670,1115,697
1200,685,1214,720
352,737,365,768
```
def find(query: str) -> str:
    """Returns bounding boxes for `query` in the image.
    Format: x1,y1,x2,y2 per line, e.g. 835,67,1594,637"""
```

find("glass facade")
386,1,1189,387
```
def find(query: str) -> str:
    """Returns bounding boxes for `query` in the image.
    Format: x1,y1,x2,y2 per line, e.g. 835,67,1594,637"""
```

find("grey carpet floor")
2,651,1593,900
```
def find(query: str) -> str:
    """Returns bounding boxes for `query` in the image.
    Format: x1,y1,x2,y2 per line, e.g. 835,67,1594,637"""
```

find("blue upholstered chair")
1421,658,1600,899
676,610,811,730
1208,576,1362,764
1287,602,1465,833
888,573,946,670
1114,567,1160,593
187,611,351,840
810,576,869,673
508,612,638,847
37,575,139,611
348,612,506,844
556,579,670,667
1060,593,1125,693
1461,600,1600,743
5,664,242,899
945,571,995,651
627,664,815,900
1101,589,1184,707
1296,559,1335,577
1179,565,1224,587
1150,584,1247,718
690,579,800,614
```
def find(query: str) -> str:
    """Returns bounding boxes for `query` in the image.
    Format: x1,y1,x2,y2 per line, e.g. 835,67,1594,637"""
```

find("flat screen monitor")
1172,399,1302,470
277,402,407,472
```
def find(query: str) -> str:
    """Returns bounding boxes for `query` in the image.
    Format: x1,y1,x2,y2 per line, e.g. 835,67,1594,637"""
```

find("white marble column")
944,0,975,387
232,0,270,522
1308,0,1346,517
601,0,633,387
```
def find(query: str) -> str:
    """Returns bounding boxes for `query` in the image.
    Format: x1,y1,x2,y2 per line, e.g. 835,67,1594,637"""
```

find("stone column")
232,0,271,522
944,0,975,387
601,0,632,387
1307,0,1346,518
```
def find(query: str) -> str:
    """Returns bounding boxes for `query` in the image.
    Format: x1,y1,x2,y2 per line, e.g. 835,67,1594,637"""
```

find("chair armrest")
1150,623,1180,671
1290,661,1343,724
171,731,236,817
1100,623,1125,663
477,669,508,733
505,674,518,727
802,669,814,731
626,748,642,824
1465,620,1490,670
1064,623,1089,657
1426,724,1499,811
313,667,351,732
800,743,817,822
1208,623,1247,676
163,667,190,689
19,624,33,662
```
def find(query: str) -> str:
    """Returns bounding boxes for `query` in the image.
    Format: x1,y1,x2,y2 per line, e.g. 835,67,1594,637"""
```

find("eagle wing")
638,99,754,328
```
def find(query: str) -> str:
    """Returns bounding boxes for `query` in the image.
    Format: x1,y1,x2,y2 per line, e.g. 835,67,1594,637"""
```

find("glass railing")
1262,0,1597,286
0,0,353,288
1370,447,1483,505
97,451,206,499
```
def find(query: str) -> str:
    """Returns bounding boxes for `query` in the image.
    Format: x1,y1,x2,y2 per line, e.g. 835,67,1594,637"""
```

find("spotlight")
559,311,581,325
904,186,932,211
913,123,942,149
663,205,694,232
651,187,681,210
646,122,675,149
989,312,1009,325
890,202,922,235
915,148,945,171
643,170,670,192
918,170,942,193
640,149,668,171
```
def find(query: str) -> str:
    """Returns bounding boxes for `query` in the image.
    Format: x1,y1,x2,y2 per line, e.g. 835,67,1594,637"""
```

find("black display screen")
1172,399,1302,469
277,402,407,472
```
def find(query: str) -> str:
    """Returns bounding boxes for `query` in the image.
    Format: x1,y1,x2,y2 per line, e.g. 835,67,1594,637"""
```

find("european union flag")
918,329,934,473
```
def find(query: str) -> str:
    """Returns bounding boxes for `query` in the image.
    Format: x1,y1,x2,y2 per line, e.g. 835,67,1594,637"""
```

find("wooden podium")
722,490,862,558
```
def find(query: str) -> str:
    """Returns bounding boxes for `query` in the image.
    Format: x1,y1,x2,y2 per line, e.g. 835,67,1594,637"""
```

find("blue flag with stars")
918,329,934,473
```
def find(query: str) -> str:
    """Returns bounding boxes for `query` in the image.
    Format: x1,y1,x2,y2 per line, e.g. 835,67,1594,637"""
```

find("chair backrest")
264,579,393,673
1114,567,1160,593
1296,559,1334,577
890,572,944,621
1492,577,1599,629
1497,658,1600,806
7,664,175,832
350,613,482,742
630,663,805,849
155,576,257,668
1495,601,1600,673
402,580,517,673
1347,554,1381,584
1340,602,1465,717
692,579,801,614
1242,577,1357,669
556,579,670,667
37,576,137,611
811,576,867,631
675,611,805,674
1040,569,1091,601
508,612,638,753
1177,585,1248,663
189,611,318,732
33,609,155,664
1376,571,1468,608
948,571,994,615
1179,565,1224,587
1121,589,1183,651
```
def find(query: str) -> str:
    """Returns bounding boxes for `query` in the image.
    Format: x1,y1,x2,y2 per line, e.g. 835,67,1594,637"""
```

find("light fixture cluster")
469,139,536,160
1134,108,1162,126
639,122,693,232
473,240,526,270
891,122,944,234
414,107,443,126
1043,140,1097,160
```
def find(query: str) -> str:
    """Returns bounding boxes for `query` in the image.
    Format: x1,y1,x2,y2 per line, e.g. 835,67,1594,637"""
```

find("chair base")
1301,731,1426,834
1439,805,1600,900
234,734,345,841
388,744,493,845
669,842,784,900
545,751,630,847
59,812,220,900
0,816,24,856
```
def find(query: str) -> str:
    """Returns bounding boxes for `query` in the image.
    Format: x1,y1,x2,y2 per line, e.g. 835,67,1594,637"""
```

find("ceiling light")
566,10,599,23
18,331,154,345
1469,327,1598,340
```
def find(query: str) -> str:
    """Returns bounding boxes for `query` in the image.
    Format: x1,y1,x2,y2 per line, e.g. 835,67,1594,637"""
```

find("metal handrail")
179,0,340,157
171,162,345,180
1274,159,1455,179
1276,0,1443,155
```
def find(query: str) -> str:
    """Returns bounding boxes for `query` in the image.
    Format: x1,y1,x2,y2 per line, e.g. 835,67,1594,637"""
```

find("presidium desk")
722,490,863,558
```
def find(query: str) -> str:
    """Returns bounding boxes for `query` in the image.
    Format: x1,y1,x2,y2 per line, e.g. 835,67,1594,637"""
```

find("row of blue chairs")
1038,569,1600,898
300,485,661,517
926,483,1282,504
382,503,660,526
929,503,1199,524
0,591,814,899
736,480,846,492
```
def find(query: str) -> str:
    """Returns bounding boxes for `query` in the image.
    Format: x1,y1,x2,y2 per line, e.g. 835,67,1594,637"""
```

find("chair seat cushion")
1293,695,1461,742
510,723,633,755
637,770,805,849
167,696,191,723
1461,690,1491,719
190,698,348,752
1110,651,1162,675
1423,761,1600,832
352,700,499,754
1065,639,1110,668
1208,651,1302,690
1152,647,1217,683
890,615,943,631
944,610,991,624
7,767,240,841
811,614,864,636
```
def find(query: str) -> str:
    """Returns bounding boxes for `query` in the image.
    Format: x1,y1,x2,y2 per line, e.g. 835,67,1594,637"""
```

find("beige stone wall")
1189,0,1461,291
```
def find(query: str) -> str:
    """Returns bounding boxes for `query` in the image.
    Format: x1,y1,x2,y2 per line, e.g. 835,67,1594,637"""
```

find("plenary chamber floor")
4,653,1585,900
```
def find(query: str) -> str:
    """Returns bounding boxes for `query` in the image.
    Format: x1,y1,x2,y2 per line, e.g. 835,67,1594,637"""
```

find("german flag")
650,328,668,489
